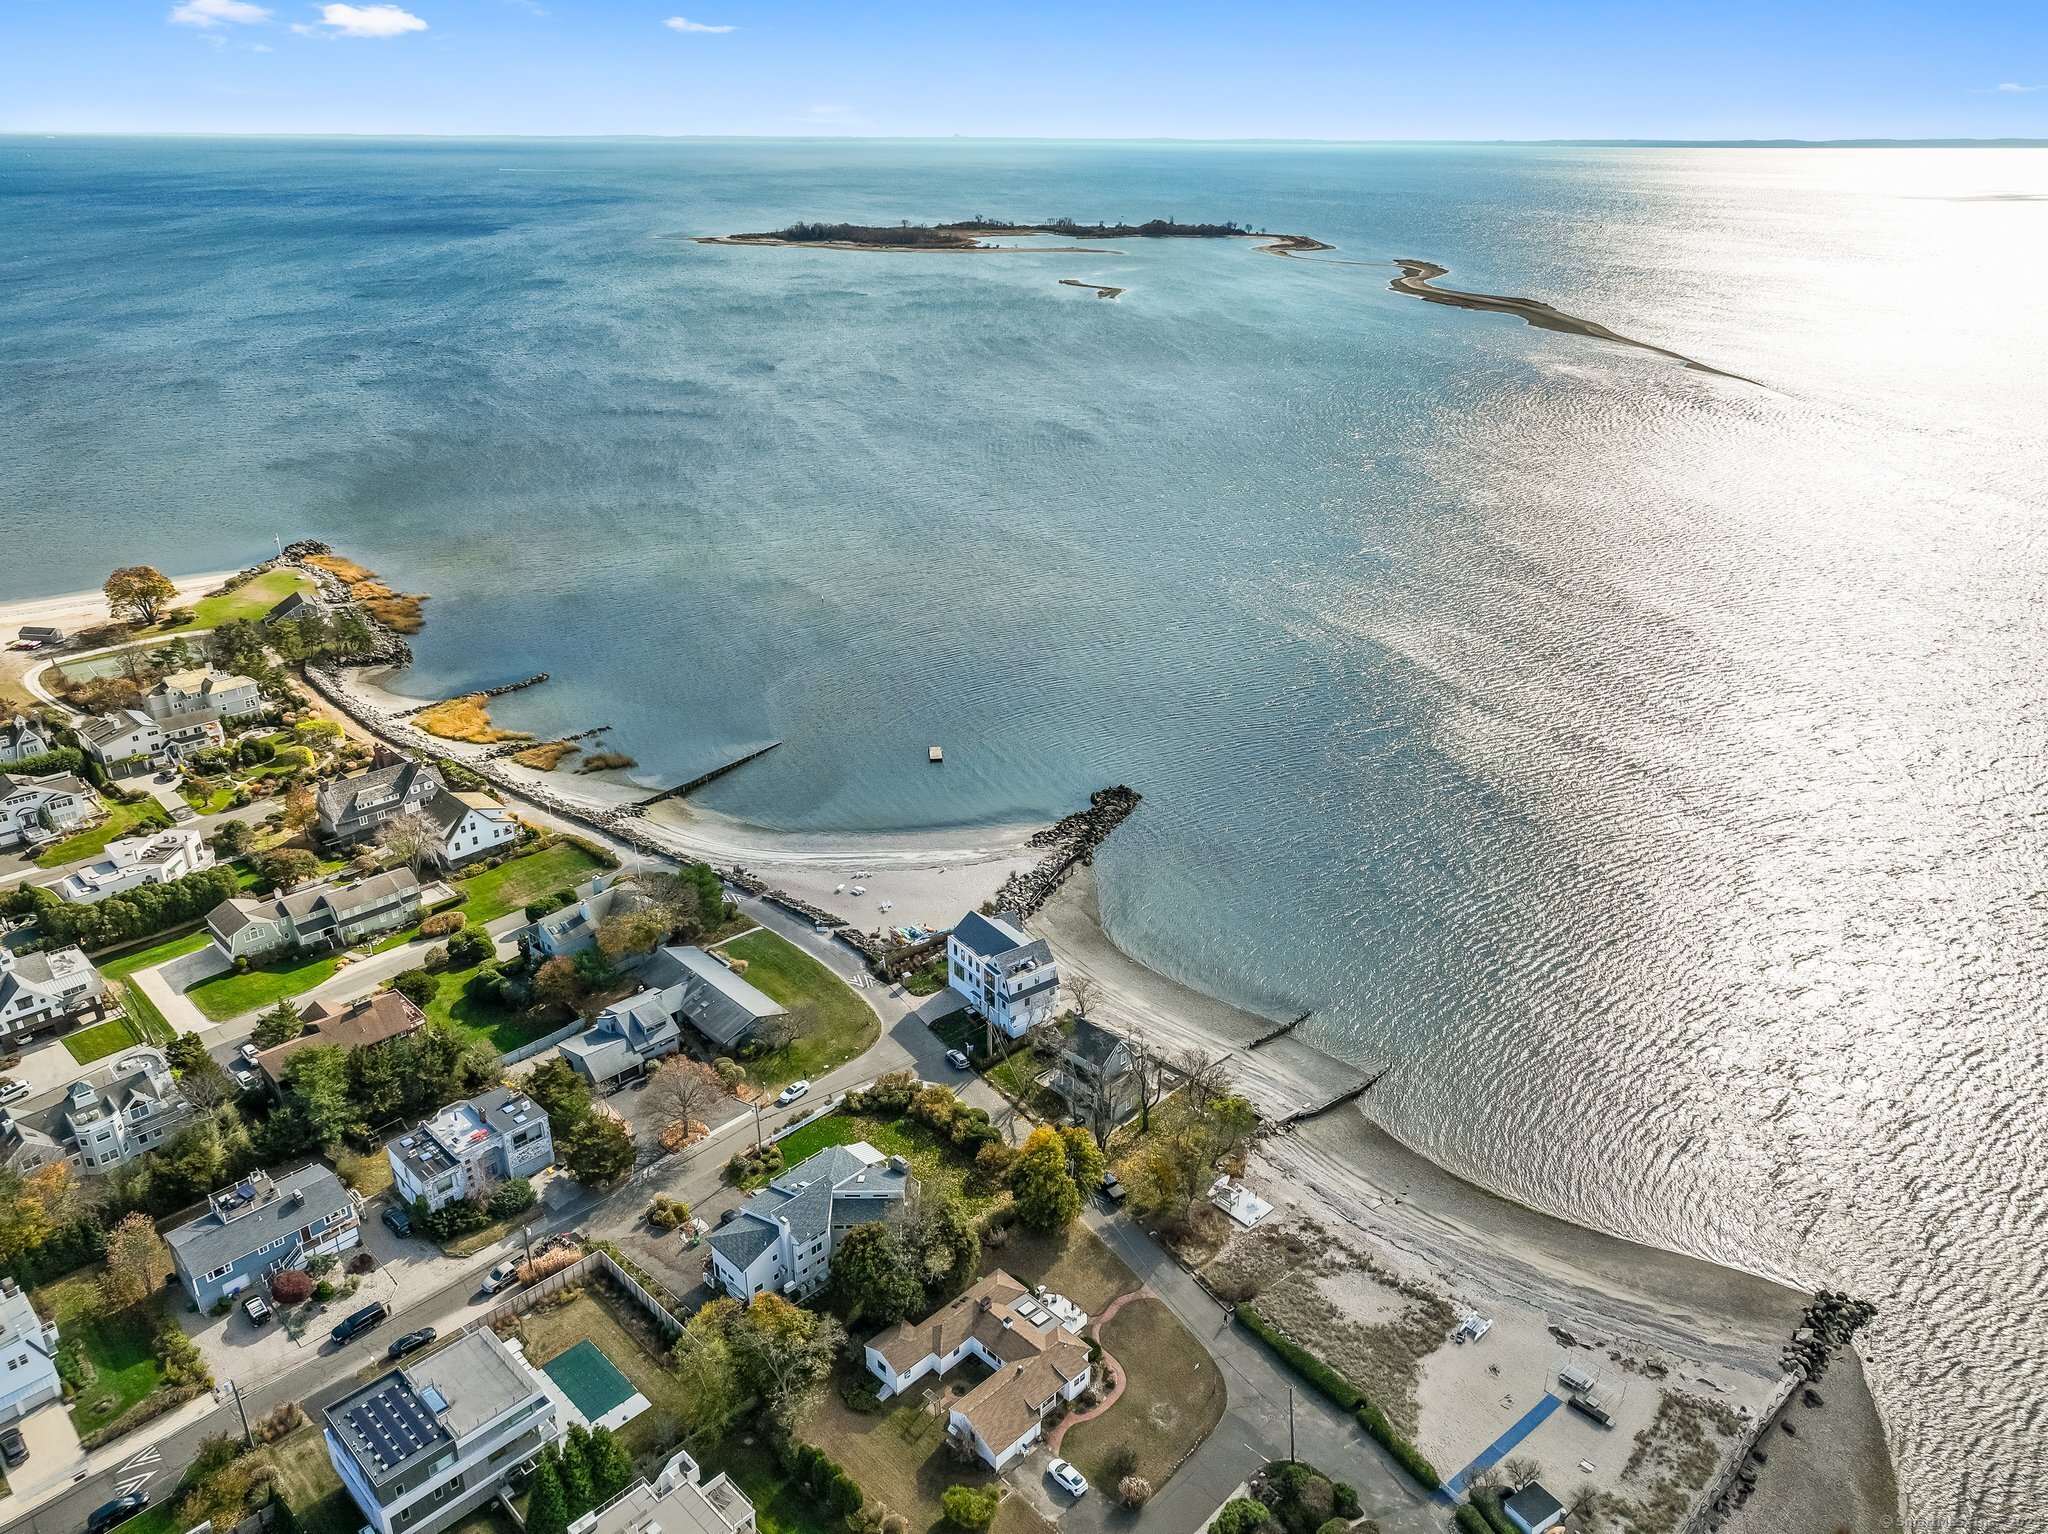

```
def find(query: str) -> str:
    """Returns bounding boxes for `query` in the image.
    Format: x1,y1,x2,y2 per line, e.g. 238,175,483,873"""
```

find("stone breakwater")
276,539,415,667
993,785,1142,915
392,673,549,719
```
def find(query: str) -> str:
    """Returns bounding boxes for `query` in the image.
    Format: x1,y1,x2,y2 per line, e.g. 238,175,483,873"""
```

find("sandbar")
1391,258,1751,381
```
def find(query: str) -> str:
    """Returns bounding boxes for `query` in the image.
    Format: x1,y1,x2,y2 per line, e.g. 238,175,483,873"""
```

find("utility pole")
229,1378,254,1448
1288,1386,1295,1463
522,1223,535,1268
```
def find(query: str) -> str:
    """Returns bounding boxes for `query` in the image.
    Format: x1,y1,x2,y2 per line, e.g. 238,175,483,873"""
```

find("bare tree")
1065,973,1096,1021
375,807,442,874
1124,1029,1174,1133
1168,1043,1232,1109
642,1058,729,1141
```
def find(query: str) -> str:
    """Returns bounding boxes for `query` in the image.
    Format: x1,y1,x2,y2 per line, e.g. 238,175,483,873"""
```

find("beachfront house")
255,992,426,1088
325,1330,560,1534
584,1451,756,1534
645,944,785,1049
315,756,445,846
945,910,1060,1040
205,868,422,959
387,1086,553,1212
864,1270,1092,1469
52,827,214,904
706,1142,912,1301
264,589,326,625
1503,1483,1568,1534
420,785,520,868
0,946,111,1045
167,1164,362,1309
142,668,264,726
0,1278,63,1428
1045,1016,1140,1133
0,772,99,851
0,715,54,765
521,875,649,959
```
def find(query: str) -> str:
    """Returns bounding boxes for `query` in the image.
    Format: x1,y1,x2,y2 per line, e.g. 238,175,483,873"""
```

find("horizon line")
3,132,2046,148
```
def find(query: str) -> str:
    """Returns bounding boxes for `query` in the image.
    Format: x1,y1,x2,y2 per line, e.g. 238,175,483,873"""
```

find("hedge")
1234,1305,1442,1492
1470,1491,1520,1534
1452,1507,1493,1534
0,745,86,778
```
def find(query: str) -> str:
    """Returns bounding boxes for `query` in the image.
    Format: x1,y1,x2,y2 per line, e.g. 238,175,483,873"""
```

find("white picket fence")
500,1018,584,1067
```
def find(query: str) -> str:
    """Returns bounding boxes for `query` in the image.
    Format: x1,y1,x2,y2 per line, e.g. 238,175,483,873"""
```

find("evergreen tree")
586,1428,633,1504
526,1456,569,1534
1009,1127,1082,1231
560,1424,596,1516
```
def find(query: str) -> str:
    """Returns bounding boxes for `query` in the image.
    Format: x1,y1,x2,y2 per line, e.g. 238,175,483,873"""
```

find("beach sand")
1720,1345,1898,1534
0,569,244,708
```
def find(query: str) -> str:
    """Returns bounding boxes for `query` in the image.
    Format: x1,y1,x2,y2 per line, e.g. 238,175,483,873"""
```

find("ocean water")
4,137,2044,1513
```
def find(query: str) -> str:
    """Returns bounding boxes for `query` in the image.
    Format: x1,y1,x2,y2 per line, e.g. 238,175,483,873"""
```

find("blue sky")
2,0,2044,138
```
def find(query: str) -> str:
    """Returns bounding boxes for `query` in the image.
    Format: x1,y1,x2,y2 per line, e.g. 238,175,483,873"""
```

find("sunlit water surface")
4,139,2044,1515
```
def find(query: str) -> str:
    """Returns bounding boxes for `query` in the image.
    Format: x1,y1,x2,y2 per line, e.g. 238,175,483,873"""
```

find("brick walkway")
1047,1286,1146,1451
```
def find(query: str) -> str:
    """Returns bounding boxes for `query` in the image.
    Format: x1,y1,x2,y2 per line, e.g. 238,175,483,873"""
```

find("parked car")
1100,1172,1127,1204
381,1204,413,1238
0,1425,26,1468
329,1301,391,1347
944,1049,971,1071
242,1292,272,1326
774,1080,811,1107
155,770,175,783
0,1078,29,1106
386,1327,436,1361
230,1066,257,1091
480,1261,521,1297
87,1493,150,1534
238,1042,260,1064
1047,1459,1088,1498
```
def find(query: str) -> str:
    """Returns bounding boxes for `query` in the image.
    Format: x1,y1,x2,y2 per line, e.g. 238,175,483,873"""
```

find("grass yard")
797,1367,1054,1534
419,956,570,1055
146,567,315,633
259,1426,360,1534
1059,1297,1226,1492
62,1012,162,1065
34,797,174,866
701,1437,844,1534
714,931,877,1091
180,784,239,815
457,842,609,923
35,1275,169,1437
185,949,342,1023
96,928,213,979
766,1110,1005,1214
498,1287,691,1474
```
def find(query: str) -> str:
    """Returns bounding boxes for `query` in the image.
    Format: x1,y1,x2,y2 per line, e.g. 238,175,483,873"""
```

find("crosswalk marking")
114,1472,157,1497
117,1447,162,1472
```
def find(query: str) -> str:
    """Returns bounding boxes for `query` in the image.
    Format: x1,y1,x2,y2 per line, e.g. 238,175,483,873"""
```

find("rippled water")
5,139,2044,1513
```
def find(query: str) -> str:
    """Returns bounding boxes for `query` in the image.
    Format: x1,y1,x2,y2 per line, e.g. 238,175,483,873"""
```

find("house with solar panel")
325,1329,559,1534
944,910,1061,1040
387,1087,553,1212
166,1164,363,1308
705,1141,913,1301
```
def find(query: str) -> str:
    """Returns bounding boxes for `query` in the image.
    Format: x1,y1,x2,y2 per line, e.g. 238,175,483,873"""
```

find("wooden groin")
631,741,782,810
481,725,613,762
393,673,549,718
1276,1067,1389,1130
1248,1010,1313,1050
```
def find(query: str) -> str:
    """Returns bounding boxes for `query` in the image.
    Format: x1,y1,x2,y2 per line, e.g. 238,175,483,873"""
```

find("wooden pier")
633,741,782,808
1247,1010,1313,1050
1276,1067,1389,1130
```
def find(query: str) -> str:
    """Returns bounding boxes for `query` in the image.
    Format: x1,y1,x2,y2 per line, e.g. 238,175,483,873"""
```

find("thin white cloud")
170,0,273,28
294,2,427,35
1992,82,2041,92
663,16,735,32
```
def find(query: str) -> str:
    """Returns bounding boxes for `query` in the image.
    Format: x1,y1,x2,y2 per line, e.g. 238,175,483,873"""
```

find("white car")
0,1079,29,1106
775,1080,811,1107
238,1042,261,1064
945,1049,971,1071
1047,1459,1088,1498
480,1262,521,1296
230,1066,257,1091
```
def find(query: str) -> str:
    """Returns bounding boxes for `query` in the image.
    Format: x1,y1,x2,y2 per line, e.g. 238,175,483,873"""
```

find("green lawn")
180,785,239,815
714,930,877,1090
699,1438,845,1534
417,957,569,1056
34,798,174,867
456,842,608,923
117,982,176,1044
36,1275,169,1438
169,567,314,632
185,949,343,1022
96,928,214,979
1059,1296,1226,1492
505,1288,692,1475
63,1014,159,1064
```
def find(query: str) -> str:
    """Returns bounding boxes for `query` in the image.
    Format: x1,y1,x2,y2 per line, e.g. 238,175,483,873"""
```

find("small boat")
835,883,845,894
929,746,943,762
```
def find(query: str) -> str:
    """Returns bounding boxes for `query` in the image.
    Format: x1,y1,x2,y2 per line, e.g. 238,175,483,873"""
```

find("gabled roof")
950,910,1031,960
706,1140,909,1271
643,945,785,1048
870,1270,1045,1374
78,710,158,747
1503,1484,1566,1528
954,1338,1091,1453
316,760,443,827
1066,1017,1128,1072
165,1162,352,1276
0,771,93,801
257,992,424,1077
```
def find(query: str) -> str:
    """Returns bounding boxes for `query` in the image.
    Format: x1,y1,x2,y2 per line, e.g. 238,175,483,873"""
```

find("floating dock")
929,746,944,763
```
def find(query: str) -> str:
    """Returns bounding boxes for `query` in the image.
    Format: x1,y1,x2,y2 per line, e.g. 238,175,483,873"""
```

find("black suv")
87,1493,150,1534
330,1301,392,1346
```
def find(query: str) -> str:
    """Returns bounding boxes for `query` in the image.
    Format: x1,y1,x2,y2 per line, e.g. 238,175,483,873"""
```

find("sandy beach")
0,568,243,707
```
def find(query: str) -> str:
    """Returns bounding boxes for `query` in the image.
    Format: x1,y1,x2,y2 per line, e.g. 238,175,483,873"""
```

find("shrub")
1118,1477,1154,1509
313,1279,336,1302
270,1269,315,1304
446,926,494,967
1211,1500,1280,1534
420,910,467,939
489,1178,537,1217
348,1251,376,1274
939,1485,999,1531
1104,1444,1139,1483
1332,1483,1360,1518
647,1195,690,1231
1315,1522,1351,1534
1453,1509,1493,1534
389,967,439,1006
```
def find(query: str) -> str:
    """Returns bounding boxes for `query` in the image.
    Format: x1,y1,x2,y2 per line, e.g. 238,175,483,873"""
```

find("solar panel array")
344,1383,447,1473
